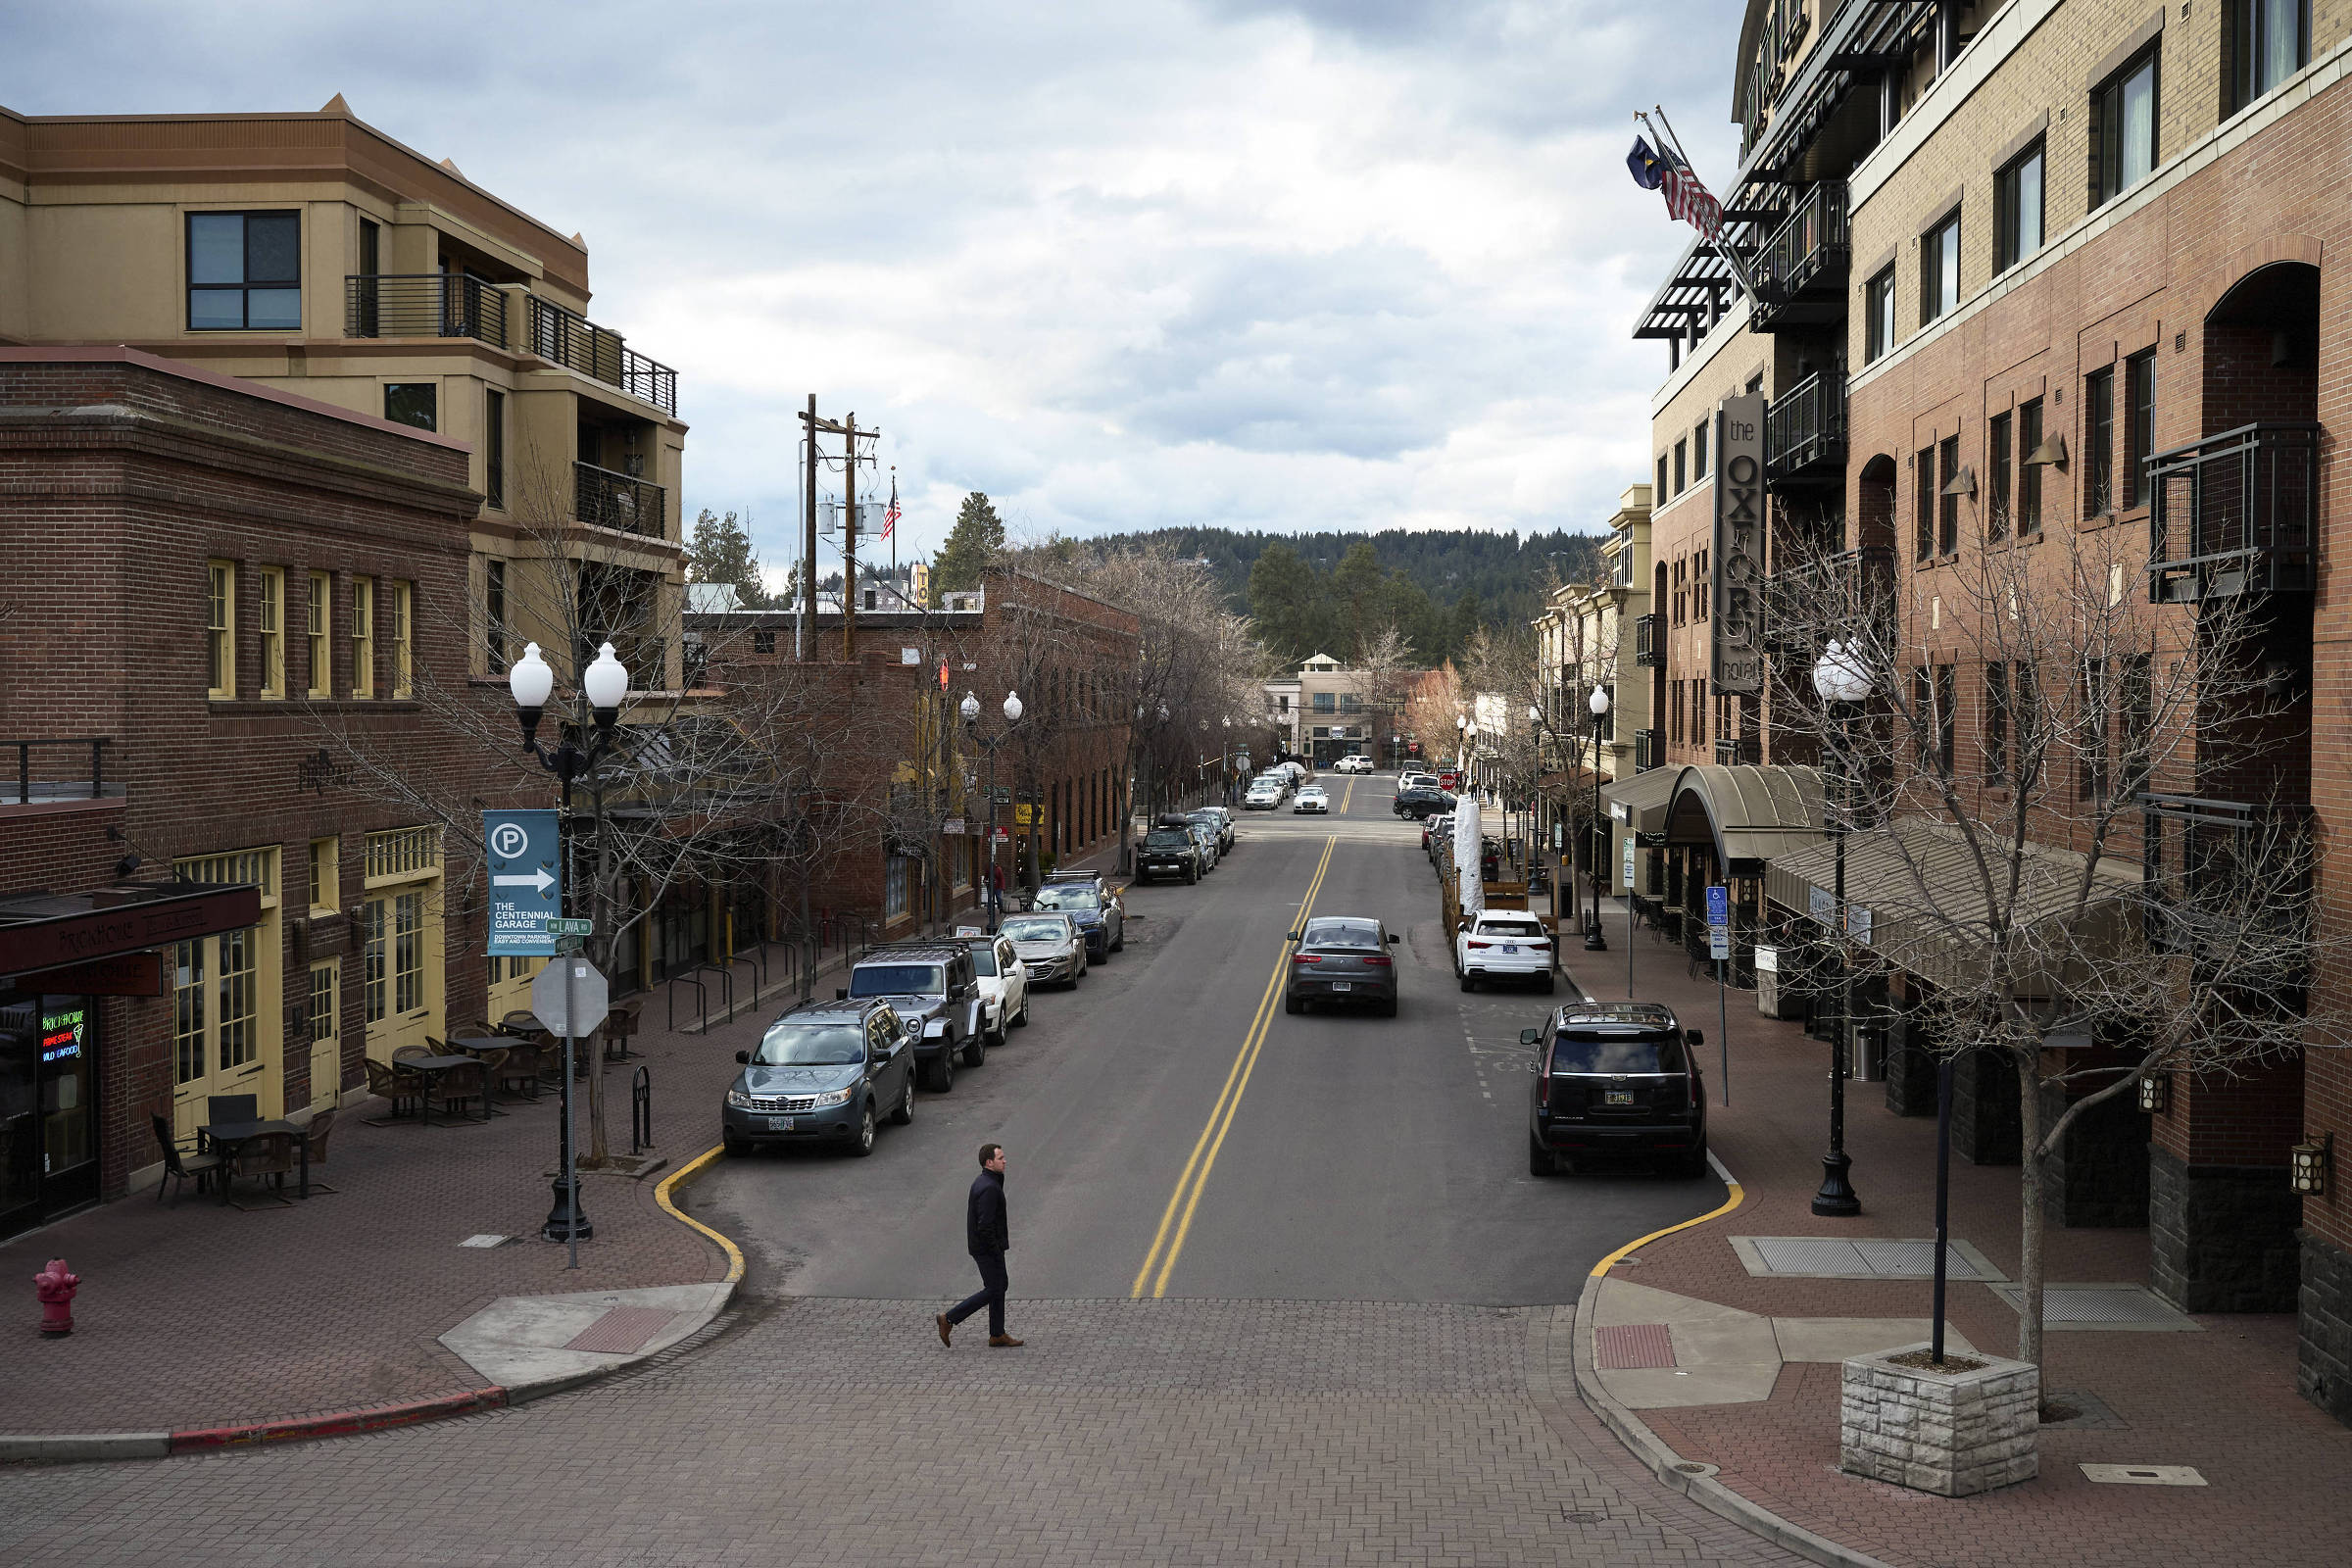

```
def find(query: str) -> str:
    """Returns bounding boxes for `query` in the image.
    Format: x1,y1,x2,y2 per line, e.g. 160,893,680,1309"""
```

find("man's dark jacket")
966,1169,1008,1256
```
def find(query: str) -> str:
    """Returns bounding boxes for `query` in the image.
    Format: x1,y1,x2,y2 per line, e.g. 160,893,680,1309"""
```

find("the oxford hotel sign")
1711,393,1764,697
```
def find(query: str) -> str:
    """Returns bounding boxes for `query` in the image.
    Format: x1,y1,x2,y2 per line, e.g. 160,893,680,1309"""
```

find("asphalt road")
697,769,1726,1305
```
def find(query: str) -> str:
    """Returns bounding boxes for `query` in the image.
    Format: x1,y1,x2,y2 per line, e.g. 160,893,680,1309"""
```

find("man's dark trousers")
947,1250,1007,1337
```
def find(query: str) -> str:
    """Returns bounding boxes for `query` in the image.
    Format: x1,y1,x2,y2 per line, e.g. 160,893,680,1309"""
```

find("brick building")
1629,0,2352,1423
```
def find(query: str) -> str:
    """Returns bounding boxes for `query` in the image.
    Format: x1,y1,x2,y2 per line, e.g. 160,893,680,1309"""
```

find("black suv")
1136,826,1203,883
1523,1002,1707,1178
1395,786,1454,820
839,942,986,1092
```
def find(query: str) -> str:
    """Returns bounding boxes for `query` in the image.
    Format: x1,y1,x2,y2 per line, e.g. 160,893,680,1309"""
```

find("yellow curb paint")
656,1145,747,1285
1589,1166,1744,1278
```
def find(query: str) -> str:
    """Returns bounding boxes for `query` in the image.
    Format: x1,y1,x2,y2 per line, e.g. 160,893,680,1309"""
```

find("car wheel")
1459,973,1476,993
1012,996,1030,1028
1542,974,1556,995
891,1075,915,1125
1682,1142,1711,1180
849,1105,877,1157
1529,1133,1557,1177
1112,926,1125,954
723,1132,751,1157
961,1029,986,1069
924,1051,955,1093
1382,998,1398,1018
1284,993,1301,1014
1184,866,1198,885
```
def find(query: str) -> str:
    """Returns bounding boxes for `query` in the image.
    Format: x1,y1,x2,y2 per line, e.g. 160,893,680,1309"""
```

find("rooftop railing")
3,738,120,807
344,274,507,346
529,297,678,415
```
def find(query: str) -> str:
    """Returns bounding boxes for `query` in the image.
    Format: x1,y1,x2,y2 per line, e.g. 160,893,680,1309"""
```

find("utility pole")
800,395,818,661
843,411,858,662
795,401,879,662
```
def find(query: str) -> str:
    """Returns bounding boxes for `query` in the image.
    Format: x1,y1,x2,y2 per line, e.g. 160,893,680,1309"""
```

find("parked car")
839,942,986,1090
1279,760,1313,784
722,999,914,1157
1283,915,1401,1016
1454,910,1554,993
960,932,1031,1044
1395,785,1453,819
1187,818,1222,870
1421,811,1452,853
1524,1002,1708,1177
1245,778,1286,810
1000,911,1089,988
1034,871,1125,957
1189,806,1235,853
1398,771,1438,792
1333,754,1373,773
1293,784,1330,814
1136,825,1204,882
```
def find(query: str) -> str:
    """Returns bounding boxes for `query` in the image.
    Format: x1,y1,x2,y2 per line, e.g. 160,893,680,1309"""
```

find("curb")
1568,1154,1893,1568
2,1139,747,1466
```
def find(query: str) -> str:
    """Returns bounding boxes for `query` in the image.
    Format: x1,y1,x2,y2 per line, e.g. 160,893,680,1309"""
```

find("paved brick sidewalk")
1564,900,2352,1568
0,968,788,1439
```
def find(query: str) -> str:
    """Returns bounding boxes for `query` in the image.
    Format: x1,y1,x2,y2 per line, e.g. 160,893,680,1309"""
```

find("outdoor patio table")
200,1118,309,1202
403,1054,491,1125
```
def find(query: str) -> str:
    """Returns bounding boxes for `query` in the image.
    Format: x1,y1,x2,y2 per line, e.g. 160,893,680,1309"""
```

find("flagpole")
1637,108,1763,310
890,466,898,601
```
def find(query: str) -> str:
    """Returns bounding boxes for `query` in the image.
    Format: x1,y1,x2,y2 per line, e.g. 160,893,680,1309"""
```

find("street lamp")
508,639,632,1252
1585,684,1610,953
961,689,1022,932
1810,638,1872,1218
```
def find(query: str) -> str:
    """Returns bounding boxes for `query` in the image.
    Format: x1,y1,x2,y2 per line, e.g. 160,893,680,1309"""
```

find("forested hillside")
1062,527,1606,668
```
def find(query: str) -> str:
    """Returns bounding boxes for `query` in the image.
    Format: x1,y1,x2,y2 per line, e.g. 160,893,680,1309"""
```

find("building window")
309,836,339,913
384,383,437,432
1985,662,2011,782
485,559,508,670
1994,141,2044,273
2017,398,2045,534
1312,691,1336,713
1937,435,1960,556
2231,0,2307,112
307,570,331,697
258,566,284,699
1865,266,1896,363
2094,49,2159,207
1988,412,2013,540
885,856,912,923
1693,419,1708,478
1933,664,1956,775
308,961,337,1049
2084,366,2116,515
2123,350,2156,509
351,577,375,699
1674,439,1688,495
2081,658,2111,800
2121,653,2153,796
485,388,506,510
1693,549,1708,620
1914,446,1936,561
1656,453,1669,499
186,211,300,330
1919,211,1960,324
390,581,414,698
206,560,235,698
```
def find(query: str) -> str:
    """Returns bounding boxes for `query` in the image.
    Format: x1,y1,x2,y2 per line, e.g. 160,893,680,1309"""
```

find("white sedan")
1293,785,1330,814
965,932,1031,1042
1454,911,1555,993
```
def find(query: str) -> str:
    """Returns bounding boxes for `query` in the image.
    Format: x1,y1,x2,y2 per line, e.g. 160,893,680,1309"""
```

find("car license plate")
1604,1091,1634,1107
1331,981,1350,992
768,1116,796,1131
1501,944,1519,955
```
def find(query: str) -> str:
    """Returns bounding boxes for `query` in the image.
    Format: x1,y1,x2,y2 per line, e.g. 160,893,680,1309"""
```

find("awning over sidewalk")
1662,764,1825,875
1599,765,1681,841
0,880,263,985
1765,818,2142,991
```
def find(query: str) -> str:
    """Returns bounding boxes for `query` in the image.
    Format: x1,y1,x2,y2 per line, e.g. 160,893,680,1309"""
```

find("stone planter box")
1840,1342,2038,1496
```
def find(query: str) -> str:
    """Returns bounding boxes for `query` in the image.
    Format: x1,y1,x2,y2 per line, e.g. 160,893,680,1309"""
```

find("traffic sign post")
1706,885,1732,1106
484,808,562,956
534,956,611,1265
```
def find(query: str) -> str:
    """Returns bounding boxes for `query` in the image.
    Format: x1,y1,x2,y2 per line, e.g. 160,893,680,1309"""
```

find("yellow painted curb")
656,1144,746,1285
1589,1162,1745,1278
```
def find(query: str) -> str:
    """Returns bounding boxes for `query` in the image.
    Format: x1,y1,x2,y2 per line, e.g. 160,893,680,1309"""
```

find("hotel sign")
1712,393,1765,696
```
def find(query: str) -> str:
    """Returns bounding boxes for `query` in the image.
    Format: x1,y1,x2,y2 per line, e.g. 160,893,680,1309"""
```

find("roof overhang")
1661,764,1825,875
0,880,263,984
1599,765,1683,841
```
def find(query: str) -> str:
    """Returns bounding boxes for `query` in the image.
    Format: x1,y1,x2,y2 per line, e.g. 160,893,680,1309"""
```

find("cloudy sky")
8,0,1745,577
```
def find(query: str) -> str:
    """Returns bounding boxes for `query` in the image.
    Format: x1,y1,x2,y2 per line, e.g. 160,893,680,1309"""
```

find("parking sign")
484,808,561,956
1705,884,1731,961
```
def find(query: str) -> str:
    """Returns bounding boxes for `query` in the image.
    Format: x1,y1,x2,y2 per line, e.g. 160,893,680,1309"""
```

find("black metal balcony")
1715,736,1760,766
575,461,667,536
1634,728,1663,772
3,738,120,807
1765,369,1845,486
1634,612,1665,667
1763,545,1894,662
529,297,678,415
2146,422,2318,604
2140,794,2311,972
345,274,507,346
1750,181,1849,333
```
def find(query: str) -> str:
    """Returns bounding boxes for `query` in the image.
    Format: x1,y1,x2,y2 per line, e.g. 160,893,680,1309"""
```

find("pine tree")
686,508,773,609
931,492,1005,605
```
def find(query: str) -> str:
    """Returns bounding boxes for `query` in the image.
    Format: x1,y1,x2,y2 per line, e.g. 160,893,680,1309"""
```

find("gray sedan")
1282,915,1401,1017
1000,911,1088,988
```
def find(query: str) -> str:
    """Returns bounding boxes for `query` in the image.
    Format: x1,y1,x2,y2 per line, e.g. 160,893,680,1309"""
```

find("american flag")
1660,151,1723,241
882,476,901,540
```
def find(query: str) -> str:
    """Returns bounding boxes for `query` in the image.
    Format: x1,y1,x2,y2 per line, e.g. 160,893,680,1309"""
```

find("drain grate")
564,1305,684,1355
1741,1236,1996,1280
1989,1285,2199,1331
1594,1323,1677,1369
2081,1463,2205,1487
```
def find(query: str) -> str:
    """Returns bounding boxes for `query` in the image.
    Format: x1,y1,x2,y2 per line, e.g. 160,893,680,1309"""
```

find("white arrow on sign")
494,868,557,896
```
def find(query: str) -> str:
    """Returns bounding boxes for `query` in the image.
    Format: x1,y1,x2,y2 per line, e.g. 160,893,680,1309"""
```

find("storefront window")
1,990,101,1241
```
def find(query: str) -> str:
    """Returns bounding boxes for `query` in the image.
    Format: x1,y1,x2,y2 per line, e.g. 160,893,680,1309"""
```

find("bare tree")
1767,517,2346,1366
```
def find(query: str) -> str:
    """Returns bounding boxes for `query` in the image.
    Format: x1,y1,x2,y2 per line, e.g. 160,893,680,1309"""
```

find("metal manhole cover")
1990,1285,2199,1330
1751,1237,1868,1275
1855,1240,1988,1280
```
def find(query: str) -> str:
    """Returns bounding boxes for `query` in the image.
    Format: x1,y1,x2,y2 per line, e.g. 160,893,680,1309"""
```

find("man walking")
937,1143,1020,1348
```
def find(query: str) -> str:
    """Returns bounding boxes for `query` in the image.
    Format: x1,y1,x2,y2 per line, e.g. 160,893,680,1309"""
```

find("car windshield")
1303,918,1382,950
1549,1031,1688,1075
1033,886,1100,910
848,963,944,998
753,1022,867,1066
1187,812,1217,825
969,945,999,977
1145,831,1193,849
1001,917,1068,943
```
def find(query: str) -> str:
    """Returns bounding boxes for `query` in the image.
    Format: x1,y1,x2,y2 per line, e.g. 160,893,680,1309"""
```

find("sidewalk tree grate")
564,1305,685,1355
1989,1284,2200,1330
1740,1236,1997,1280
1594,1322,1677,1369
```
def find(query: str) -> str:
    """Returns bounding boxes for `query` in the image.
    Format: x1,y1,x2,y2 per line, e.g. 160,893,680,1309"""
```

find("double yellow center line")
1130,833,1337,1298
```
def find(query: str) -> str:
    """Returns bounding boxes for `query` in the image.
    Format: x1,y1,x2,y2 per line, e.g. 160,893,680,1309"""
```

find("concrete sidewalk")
1555,901,2352,1568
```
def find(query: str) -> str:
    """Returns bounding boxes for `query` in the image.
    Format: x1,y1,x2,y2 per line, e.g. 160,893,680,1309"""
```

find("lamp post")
1810,639,1871,1217
508,639,631,1254
961,689,1023,933
1585,684,1610,952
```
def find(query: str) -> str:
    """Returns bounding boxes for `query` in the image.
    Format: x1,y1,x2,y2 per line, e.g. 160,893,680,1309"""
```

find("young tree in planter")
1767,518,2346,1368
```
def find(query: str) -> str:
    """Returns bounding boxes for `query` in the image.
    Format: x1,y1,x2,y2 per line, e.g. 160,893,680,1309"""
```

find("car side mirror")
1388,932,1400,944
1288,930,1302,942
1519,1028,1541,1046
835,988,849,1002
735,1051,751,1064
1685,1029,1705,1047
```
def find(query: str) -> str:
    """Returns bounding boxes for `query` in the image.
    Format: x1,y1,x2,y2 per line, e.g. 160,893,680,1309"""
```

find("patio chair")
204,1095,259,1147
492,1040,543,1101
301,1107,341,1194
228,1130,299,1207
428,1059,489,1121
364,1056,424,1119
390,1043,431,1062
152,1114,222,1204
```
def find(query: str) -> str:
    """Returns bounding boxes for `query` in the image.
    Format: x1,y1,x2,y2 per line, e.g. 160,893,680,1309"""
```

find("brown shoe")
988,1335,1025,1348
936,1313,954,1348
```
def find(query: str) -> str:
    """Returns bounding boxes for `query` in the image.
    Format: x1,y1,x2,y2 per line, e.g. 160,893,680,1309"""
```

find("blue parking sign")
484,808,561,956
1705,884,1731,961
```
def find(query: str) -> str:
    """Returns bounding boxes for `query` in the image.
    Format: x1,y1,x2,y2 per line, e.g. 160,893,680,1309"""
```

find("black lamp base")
543,1175,595,1242
1810,1151,1861,1216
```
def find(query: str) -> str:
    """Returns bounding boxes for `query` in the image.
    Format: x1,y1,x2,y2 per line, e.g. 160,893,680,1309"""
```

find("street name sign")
546,917,593,937
532,956,610,1040
485,808,561,956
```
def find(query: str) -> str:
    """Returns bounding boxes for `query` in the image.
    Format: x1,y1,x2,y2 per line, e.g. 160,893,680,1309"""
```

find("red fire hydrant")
35,1257,79,1338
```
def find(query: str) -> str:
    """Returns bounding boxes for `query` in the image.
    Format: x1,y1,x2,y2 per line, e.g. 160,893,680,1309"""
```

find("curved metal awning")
1661,764,1825,875
1599,766,1683,841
